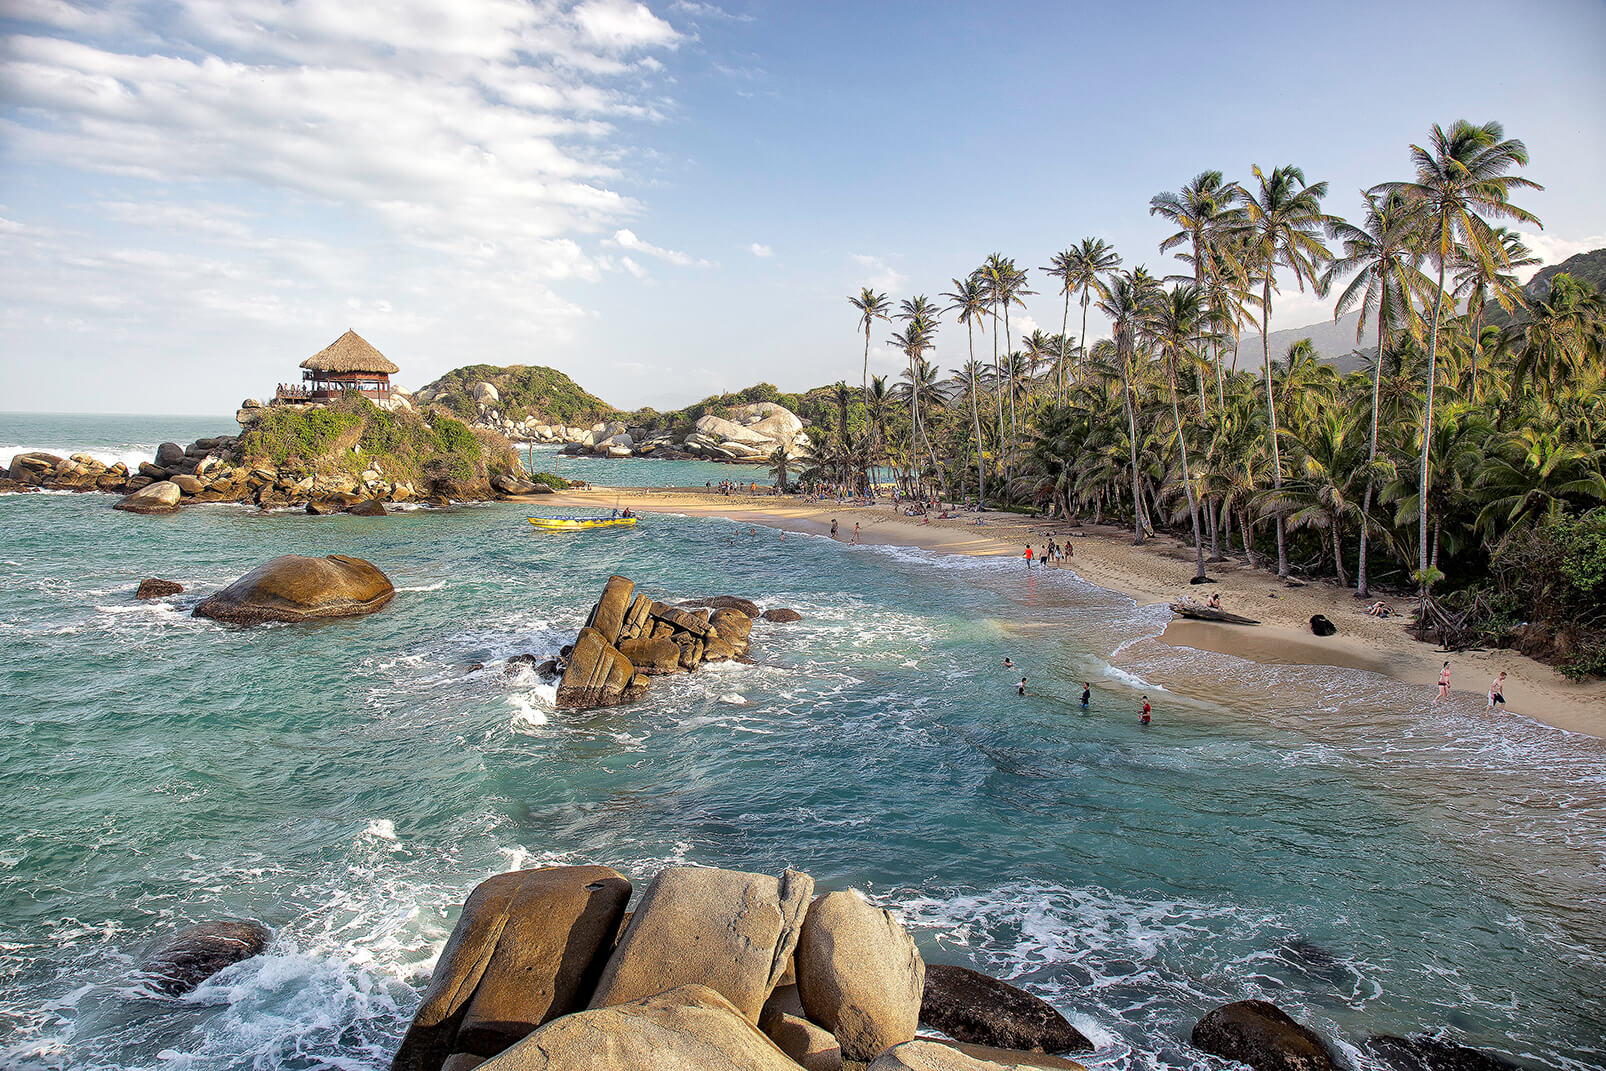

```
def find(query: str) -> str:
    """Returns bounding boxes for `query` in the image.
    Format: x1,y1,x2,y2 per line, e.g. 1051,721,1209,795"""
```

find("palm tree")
865,373,891,480
948,359,990,505
981,256,1033,478
1328,189,1431,596
769,444,796,493
1512,273,1606,399
1261,408,1362,587
1239,163,1336,577
896,296,941,489
848,288,891,403
943,272,991,505
1043,249,1080,401
1022,329,1058,398
1097,268,1161,543
1374,120,1541,590
1454,226,1538,397
1065,239,1122,391
1151,283,1211,578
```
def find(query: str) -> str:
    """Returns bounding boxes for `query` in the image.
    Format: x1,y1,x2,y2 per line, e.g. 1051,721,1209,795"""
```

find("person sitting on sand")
1365,601,1392,618
1206,592,1222,610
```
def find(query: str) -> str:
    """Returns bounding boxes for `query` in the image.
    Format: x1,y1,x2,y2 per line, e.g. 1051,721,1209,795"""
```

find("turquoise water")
1,418,1604,1071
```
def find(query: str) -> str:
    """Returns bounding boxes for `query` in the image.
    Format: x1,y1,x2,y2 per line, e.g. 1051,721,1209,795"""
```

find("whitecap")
362,819,398,842
718,692,748,705
395,580,446,592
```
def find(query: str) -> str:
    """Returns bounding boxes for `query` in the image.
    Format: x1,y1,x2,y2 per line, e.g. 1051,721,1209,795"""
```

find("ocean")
1,414,1603,1071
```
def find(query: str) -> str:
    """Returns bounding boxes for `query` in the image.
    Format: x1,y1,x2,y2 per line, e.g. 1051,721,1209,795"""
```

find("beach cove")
1,458,1603,1069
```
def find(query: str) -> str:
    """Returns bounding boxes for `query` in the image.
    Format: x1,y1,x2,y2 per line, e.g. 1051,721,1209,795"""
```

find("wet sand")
544,487,1606,738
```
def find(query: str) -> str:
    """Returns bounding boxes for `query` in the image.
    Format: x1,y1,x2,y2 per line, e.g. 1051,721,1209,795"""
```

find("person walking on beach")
1017,677,1027,696
1489,672,1507,709
830,518,838,539
1080,682,1091,709
1140,696,1151,725
1434,661,1452,702
852,522,861,544
1024,545,1033,568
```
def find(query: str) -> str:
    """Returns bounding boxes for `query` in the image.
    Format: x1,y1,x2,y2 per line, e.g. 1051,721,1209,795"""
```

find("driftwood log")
1169,601,1260,626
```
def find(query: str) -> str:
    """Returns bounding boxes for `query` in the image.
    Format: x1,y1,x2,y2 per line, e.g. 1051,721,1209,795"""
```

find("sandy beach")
547,486,1606,738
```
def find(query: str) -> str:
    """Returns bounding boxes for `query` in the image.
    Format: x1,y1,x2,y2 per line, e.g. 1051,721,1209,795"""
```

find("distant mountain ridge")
1244,246,1606,372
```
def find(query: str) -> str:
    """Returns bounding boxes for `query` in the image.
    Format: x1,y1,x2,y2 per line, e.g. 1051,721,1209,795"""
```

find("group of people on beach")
1434,662,1508,709
1022,537,1073,568
707,480,758,497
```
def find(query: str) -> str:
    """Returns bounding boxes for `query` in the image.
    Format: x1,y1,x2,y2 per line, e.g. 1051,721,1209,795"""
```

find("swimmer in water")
1140,696,1151,725
1003,657,1014,669
1017,677,1027,696
1080,682,1090,708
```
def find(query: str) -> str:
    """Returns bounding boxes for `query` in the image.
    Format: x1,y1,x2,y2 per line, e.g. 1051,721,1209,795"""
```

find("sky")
2,0,1603,415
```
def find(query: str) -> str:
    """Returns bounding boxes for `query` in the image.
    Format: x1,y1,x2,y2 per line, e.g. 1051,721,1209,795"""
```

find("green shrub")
530,471,574,489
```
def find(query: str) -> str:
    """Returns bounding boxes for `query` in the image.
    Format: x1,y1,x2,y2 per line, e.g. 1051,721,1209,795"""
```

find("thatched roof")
301,330,399,374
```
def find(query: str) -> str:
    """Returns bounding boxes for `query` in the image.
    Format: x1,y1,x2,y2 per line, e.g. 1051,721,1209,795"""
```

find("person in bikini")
1434,661,1451,702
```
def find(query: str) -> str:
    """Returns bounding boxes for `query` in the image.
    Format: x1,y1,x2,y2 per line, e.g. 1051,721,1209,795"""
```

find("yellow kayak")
528,516,638,532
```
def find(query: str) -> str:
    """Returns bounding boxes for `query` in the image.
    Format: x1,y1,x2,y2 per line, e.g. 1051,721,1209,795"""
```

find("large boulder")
555,627,637,709
796,890,925,1062
155,441,186,466
584,575,635,645
138,920,271,996
193,554,395,624
473,382,501,408
1190,1000,1340,1071
590,866,813,1024
760,985,840,1071
681,595,761,617
710,607,753,651
8,451,64,483
920,965,1090,1054
345,499,388,516
491,474,538,496
763,608,803,623
479,985,799,1070
391,866,631,1071
114,480,182,514
1365,1035,1520,1071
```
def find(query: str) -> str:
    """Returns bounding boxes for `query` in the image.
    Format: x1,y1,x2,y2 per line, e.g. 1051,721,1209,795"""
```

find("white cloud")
573,0,681,51
850,254,906,294
609,228,713,267
748,242,772,257
1515,231,1606,279
669,1,755,21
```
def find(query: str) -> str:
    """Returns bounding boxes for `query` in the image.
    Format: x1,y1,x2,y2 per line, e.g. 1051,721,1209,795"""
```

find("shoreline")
549,487,1606,739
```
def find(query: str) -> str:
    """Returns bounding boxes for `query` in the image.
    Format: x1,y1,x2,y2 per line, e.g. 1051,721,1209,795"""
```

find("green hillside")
416,364,616,426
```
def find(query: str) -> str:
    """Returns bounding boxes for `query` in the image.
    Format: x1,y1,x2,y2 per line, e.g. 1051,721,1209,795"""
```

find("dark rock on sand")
1365,1035,1520,1071
391,865,631,1071
115,480,183,514
138,919,271,996
1309,614,1337,637
762,608,803,623
920,964,1091,1053
135,579,184,600
1191,1000,1340,1071
193,554,395,624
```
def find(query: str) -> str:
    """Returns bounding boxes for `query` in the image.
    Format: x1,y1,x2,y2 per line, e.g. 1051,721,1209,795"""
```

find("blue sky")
2,0,1603,414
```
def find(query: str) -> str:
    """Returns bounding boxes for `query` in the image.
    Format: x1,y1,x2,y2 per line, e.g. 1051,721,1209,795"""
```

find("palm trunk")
1058,289,1071,404
1239,509,1254,566
1259,277,1289,577
1004,303,1017,482
992,304,1006,490
968,326,985,507
1078,291,1091,391
862,328,871,402
1419,255,1447,591
1120,341,1145,544
1356,286,1388,598
1332,523,1348,588
1169,357,1206,578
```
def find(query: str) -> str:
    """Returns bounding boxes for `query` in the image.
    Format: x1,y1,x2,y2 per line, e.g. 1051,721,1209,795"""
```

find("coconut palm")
1328,189,1431,595
1512,273,1606,399
1097,267,1162,543
1373,120,1541,590
943,272,992,504
1238,163,1337,577
848,288,891,403
1065,239,1122,391
1150,283,1211,577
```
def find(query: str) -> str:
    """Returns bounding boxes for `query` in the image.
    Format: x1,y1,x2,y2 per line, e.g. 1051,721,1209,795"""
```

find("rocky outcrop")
920,965,1090,1054
1190,1000,1340,1071
193,554,395,625
869,1039,1085,1070
762,608,803,623
550,576,762,709
138,920,272,996
135,579,184,599
391,866,631,1071
590,867,812,1024
759,986,840,1070
114,480,182,514
796,890,925,1062
480,985,800,1070
683,402,811,462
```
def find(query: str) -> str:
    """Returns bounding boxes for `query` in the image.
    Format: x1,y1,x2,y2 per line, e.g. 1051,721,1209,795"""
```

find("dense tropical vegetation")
821,120,1606,676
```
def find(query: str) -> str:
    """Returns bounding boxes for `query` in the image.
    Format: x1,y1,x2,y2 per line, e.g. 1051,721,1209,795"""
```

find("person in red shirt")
1024,545,1034,568
1140,696,1151,725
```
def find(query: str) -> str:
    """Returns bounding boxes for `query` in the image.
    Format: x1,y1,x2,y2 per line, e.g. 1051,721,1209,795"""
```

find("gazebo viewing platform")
274,330,398,403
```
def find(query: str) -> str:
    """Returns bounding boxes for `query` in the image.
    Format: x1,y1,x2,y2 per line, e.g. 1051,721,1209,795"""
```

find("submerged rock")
345,499,388,516
135,579,184,600
796,890,925,1061
193,554,395,624
138,919,271,996
762,607,803,623
920,964,1090,1054
1191,1000,1339,1071
1365,1035,1520,1071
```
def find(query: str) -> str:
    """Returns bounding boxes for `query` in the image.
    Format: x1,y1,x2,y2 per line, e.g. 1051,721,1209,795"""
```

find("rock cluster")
390,863,1089,1071
552,576,785,709
682,402,812,462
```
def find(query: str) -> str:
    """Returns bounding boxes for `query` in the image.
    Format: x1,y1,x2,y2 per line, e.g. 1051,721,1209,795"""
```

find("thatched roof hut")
301,330,399,375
